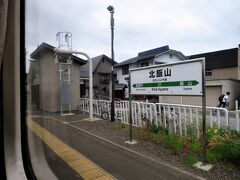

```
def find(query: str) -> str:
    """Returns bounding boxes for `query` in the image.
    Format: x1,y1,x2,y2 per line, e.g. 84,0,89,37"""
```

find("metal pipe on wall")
54,48,93,120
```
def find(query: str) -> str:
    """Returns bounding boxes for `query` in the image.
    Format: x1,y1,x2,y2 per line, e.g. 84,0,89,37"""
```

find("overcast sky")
26,0,240,67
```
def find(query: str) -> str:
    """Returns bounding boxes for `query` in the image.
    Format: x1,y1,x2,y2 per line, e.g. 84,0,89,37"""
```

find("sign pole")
129,73,133,142
201,58,207,163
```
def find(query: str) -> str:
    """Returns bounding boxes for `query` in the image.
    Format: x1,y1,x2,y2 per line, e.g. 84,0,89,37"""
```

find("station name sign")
130,59,203,96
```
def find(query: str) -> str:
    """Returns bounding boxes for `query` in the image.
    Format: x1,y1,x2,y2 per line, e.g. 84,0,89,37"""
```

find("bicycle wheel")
101,111,109,120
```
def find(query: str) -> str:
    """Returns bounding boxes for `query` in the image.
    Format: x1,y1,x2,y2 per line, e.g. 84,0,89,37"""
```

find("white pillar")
236,100,239,131
89,56,93,120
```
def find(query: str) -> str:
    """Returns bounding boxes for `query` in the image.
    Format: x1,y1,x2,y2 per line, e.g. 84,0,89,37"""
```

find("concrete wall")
38,50,59,112
38,49,80,112
159,88,221,107
205,67,238,81
70,61,80,111
161,96,182,104
158,79,240,109
28,61,40,85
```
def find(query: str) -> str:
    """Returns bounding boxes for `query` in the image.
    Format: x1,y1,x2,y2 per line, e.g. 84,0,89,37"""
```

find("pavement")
27,107,206,180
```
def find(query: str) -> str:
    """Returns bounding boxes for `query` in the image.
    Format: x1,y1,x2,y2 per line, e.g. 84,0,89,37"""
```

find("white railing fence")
236,110,240,131
80,98,237,136
235,100,240,131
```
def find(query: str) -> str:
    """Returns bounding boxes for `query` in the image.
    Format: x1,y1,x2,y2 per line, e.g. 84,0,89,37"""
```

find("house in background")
114,45,240,109
185,47,240,109
28,42,87,112
114,45,188,99
80,54,117,99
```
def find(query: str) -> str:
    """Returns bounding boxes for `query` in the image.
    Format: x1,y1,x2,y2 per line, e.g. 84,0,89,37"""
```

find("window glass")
122,65,129,75
206,71,212,76
141,62,149,67
25,1,240,180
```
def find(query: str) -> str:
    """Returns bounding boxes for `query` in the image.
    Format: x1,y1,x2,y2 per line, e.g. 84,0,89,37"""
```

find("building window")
122,65,129,75
141,62,149,67
206,71,212,76
100,73,110,84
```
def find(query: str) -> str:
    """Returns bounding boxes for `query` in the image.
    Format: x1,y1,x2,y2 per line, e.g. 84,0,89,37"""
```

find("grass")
185,153,198,165
115,122,128,129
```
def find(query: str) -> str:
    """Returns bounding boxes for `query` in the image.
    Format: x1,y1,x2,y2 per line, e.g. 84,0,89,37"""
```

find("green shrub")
189,139,201,153
207,127,240,141
223,129,240,139
207,127,218,144
208,134,232,150
164,134,184,154
150,125,168,135
205,127,240,163
156,130,162,144
206,151,220,163
215,140,240,160
185,153,198,165
187,124,198,140
174,137,184,154
164,134,176,148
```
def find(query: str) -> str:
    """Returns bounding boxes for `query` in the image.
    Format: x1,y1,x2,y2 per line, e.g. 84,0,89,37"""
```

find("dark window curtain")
0,0,9,71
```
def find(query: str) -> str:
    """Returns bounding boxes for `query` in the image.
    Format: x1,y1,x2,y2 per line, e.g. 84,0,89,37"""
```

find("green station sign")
133,80,199,88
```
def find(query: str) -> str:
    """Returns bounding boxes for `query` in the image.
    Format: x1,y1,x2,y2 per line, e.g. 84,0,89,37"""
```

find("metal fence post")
201,58,207,163
236,100,239,131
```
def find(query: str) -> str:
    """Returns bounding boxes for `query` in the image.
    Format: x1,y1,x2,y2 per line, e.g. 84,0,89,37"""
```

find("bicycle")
97,103,109,120
100,100,122,120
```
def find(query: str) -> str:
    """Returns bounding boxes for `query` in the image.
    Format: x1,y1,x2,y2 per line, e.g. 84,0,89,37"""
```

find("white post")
89,55,93,120
236,100,239,131
178,107,182,136
184,107,187,136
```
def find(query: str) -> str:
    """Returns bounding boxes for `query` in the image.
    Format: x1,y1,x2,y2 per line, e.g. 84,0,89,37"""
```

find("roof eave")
30,42,87,65
155,50,188,60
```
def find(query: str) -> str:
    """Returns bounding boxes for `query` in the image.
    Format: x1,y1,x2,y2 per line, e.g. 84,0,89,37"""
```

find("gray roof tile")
114,45,187,67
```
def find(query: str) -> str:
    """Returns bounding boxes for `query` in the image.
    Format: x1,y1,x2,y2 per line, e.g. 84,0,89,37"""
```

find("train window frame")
1,0,54,179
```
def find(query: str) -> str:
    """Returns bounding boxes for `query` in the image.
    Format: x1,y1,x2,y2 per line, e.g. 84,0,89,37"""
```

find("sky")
26,0,240,69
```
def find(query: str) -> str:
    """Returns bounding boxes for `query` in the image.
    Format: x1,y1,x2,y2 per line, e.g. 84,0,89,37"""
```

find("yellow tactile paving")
27,117,115,180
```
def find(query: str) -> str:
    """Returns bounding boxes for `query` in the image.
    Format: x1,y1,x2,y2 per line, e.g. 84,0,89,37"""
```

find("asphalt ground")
28,115,204,180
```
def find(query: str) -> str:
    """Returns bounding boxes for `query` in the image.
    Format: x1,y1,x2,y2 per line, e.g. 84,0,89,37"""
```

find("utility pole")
107,5,115,122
